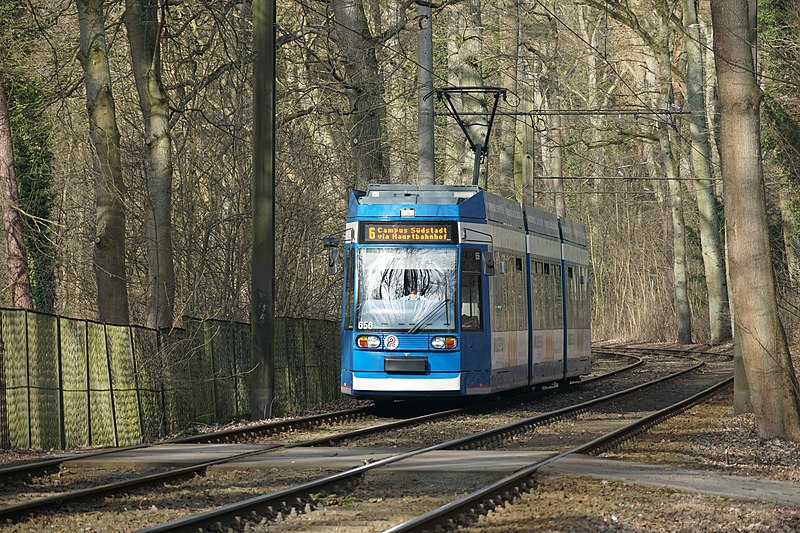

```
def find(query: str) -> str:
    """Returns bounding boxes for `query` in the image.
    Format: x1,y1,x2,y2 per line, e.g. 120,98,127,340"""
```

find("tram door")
460,249,487,374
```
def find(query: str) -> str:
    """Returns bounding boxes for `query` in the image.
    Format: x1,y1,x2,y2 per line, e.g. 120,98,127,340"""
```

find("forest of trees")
0,1,798,434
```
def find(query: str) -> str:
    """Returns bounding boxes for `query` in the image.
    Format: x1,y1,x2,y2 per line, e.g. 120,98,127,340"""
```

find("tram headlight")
431,336,458,349
356,335,381,349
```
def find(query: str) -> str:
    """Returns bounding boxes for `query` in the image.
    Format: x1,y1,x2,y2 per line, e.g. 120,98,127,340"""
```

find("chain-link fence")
0,309,340,450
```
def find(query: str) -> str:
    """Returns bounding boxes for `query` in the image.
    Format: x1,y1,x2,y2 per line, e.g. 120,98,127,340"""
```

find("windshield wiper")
408,298,450,334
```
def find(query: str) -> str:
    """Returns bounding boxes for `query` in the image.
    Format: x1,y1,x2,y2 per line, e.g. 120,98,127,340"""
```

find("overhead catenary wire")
536,175,721,181
288,0,729,196
436,109,689,117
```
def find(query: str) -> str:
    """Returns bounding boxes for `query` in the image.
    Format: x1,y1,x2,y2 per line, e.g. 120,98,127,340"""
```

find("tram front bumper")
342,371,462,394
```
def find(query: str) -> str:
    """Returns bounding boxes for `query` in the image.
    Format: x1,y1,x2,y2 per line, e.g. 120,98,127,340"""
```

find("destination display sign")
359,221,457,244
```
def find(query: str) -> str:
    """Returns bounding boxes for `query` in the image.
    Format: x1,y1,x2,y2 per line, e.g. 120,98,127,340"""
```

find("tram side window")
495,252,527,332
539,261,550,330
567,265,577,325
461,249,483,330
344,248,355,329
580,266,589,328
531,260,542,330
515,256,527,330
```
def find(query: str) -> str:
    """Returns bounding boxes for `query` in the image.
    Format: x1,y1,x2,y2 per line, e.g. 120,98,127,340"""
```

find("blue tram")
336,184,590,398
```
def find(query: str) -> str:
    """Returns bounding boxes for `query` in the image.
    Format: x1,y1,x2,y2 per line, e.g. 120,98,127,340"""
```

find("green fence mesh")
2,310,30,449
107,325,140,446
211,323,236,422
27,313,61,449
234,324,251,418
132,326,163,442
160,328,193,434
0,313,6,448
87,322,116,446
183,321,213,425
60,318,90,448
0,310,340,450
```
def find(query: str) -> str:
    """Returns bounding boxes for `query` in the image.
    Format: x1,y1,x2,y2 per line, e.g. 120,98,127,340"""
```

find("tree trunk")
667,175,692,344
457,0,486,186
515,60,534,205
655,4,691,344
577,5,613,207
544,6,565,217
712,0,800,440
444,7,462,185
417,2,434,186
76,0,130,324
497,0,520,198
549,111,566,218
124,0,176,329
685,0,731,344
0,80,34,309
331,0,387,189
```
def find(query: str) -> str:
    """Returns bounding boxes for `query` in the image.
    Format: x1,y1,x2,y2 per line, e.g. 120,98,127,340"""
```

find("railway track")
130,346,729,532
0,405,373,482
0,347,726,531
0,349,638,522
385,377,732,533
0,347,638,486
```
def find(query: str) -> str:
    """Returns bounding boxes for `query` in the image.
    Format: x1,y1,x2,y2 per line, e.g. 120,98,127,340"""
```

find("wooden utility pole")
251,0,276,419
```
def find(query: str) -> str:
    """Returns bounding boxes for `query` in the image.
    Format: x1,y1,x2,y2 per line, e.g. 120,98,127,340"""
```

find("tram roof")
351,184,524,228
359,184,481,204
348,184,586,244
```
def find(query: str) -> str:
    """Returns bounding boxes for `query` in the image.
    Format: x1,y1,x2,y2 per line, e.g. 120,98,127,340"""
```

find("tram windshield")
356,248,457,333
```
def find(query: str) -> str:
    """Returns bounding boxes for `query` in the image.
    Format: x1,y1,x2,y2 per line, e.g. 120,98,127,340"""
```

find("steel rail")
595,343,734,358
134,350,706,533
383,376,733,532
0,405,465,522
0,446,283,520
0,379,582,523
0,347,635,484
0,371,609,523
441,356,702,450
581,351,643,382
0,347,644,524
0,405,372,482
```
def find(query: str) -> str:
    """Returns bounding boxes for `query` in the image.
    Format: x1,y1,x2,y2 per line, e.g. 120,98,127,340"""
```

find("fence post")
85,320,92,446
56,317,66,449
130,326,144,443
0,311,7,449
24,310,31,449
103,324,119,447
209,322,218,422
157,329,166,438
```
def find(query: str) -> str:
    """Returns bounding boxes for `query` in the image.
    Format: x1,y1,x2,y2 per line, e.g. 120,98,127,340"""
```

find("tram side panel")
487,209,528,394
527,243,565,384
461,219,529,394
487,248,529,392
459,245,493,394
525,208,565,385
560,219,591,378
341,245,356,392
